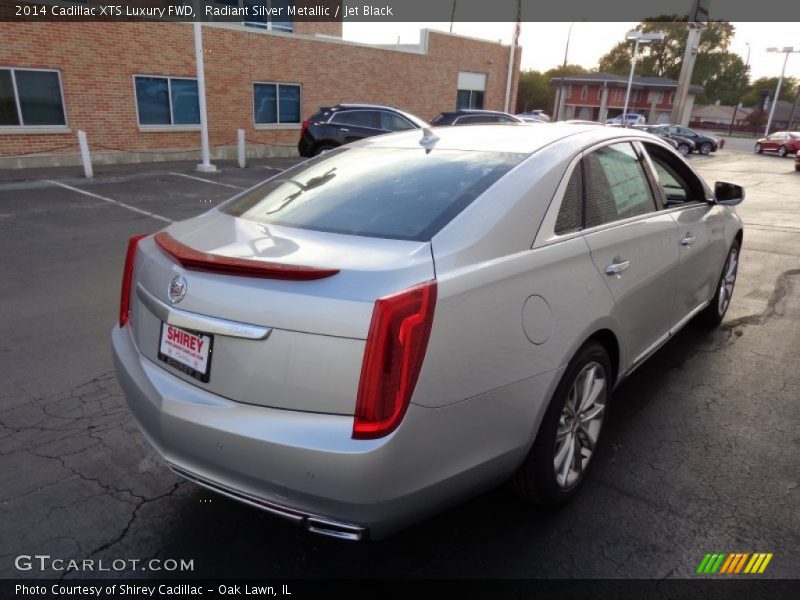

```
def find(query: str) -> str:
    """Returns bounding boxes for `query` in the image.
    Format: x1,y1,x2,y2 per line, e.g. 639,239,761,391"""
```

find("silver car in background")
112,124,744,540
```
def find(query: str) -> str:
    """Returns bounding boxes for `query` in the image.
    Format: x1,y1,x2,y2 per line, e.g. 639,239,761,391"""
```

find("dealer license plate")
158,323,213,383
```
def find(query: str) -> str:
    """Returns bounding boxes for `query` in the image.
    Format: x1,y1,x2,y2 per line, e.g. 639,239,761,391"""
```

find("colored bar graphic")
719,554,736,574
699,552,773,575
710,553,726,573
758,554,773,573
734,553,749,573
696,553,712,574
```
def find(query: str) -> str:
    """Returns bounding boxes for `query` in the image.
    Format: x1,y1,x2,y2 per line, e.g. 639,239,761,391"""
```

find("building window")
657,92,665,104
614,88,624,101
456,71,486,110
253,82,301,124
215,0,294,32
0,68,67,127
134,76,200,126
580,85,588,100
668,92,675,105
632,89,642,103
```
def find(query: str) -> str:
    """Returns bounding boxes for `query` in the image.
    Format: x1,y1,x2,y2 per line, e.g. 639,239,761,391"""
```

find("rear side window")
223,147,526,241
330,110,380,128
584,143,656,227
380,112,415,131
555,162,583,235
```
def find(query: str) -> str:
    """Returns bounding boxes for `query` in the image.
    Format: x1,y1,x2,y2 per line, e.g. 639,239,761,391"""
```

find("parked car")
655,125,719,155
605,114,646,126
113,124,744,540
297,103,428,157
518,110,551,122
632,125,696,156
754,131,800,157
431,109,523,125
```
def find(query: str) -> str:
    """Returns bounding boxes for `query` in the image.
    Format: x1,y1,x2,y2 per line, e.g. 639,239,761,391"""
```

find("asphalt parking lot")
0,147,798,580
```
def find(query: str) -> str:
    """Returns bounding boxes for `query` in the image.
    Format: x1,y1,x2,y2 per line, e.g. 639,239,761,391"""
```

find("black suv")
431,109,523,126
632,125,696,156
653,124,719,155
298,104,428,157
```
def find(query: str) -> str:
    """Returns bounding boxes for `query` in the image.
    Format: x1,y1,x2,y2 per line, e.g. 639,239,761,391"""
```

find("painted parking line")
46,180,173,223
169,172,245,190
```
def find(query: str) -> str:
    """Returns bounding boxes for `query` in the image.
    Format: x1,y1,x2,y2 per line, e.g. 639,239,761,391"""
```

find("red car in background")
755,131,800,157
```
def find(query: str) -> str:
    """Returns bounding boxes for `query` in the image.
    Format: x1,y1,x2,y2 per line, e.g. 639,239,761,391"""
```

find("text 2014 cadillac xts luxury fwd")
113,123,744,540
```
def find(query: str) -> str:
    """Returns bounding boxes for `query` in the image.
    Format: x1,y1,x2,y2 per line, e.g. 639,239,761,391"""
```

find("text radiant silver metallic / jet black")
112,123,744,540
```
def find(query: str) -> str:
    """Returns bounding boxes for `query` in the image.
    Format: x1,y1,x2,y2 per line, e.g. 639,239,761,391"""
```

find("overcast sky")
343,22,800,84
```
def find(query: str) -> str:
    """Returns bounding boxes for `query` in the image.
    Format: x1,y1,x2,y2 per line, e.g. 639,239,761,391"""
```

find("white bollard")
77,130,93,179
237,129,246,169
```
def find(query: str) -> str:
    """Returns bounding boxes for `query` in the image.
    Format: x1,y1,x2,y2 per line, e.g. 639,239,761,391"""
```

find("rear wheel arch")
587,329,620,388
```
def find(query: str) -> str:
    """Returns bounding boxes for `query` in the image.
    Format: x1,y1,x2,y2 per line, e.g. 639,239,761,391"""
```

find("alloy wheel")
700,142,712,155
778,146,787,158
718,246,739,316
554,362,606,490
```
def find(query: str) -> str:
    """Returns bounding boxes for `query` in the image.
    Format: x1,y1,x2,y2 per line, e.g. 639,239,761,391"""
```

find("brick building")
0,20,520,168
550,73,703,125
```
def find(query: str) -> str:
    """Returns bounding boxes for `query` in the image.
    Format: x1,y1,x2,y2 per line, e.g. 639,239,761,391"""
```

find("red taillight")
301,118,310,138
353,281,437,440
154,231,339,280
119,234,148,327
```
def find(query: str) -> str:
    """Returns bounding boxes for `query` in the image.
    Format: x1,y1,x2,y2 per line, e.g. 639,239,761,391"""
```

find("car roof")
352,122,662,154
336,103,401,111
438,109,515,117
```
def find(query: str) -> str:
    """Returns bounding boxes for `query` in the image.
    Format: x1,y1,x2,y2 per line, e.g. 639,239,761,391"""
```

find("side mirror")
714,181,745,206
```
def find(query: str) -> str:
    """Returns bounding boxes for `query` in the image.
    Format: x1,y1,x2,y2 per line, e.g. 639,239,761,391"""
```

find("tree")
515,64,587,113
597,18,747,104
740,76,798,107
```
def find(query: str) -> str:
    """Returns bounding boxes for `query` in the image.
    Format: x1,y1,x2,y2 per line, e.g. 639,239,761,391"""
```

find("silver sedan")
112,123,744,540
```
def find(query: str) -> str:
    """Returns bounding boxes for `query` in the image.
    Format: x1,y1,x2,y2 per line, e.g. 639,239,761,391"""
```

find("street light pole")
622,37,641,126
728,42,750,136
765,47,799,136
556,23,574,121
622,31,666,126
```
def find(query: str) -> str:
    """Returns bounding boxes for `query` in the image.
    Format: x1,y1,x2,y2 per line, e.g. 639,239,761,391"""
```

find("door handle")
605,257,631,276
680,233,697,246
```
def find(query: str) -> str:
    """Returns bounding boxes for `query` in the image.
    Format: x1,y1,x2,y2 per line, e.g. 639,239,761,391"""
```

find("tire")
795,163,800,172
699,142,713,155
678,143,690,156
511,342,611,507
698,239,741,328
778,145,788,158
313,142,338,156
755,143,763,154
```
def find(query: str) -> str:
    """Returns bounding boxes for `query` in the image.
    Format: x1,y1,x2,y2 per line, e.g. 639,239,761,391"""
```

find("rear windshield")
222,147,526,241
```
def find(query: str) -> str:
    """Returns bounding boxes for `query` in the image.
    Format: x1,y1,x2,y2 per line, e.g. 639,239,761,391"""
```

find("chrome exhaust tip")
166,462,367,541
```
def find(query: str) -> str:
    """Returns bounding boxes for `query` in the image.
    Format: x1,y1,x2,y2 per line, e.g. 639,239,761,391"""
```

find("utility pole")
670,23,704,125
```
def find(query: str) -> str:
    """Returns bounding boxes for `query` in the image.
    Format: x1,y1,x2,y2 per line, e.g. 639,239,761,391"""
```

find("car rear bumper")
111,324,533,539
297,136,313,158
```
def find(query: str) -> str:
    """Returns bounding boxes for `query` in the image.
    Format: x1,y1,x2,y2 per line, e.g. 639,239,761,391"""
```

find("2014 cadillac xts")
112,123,744,540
